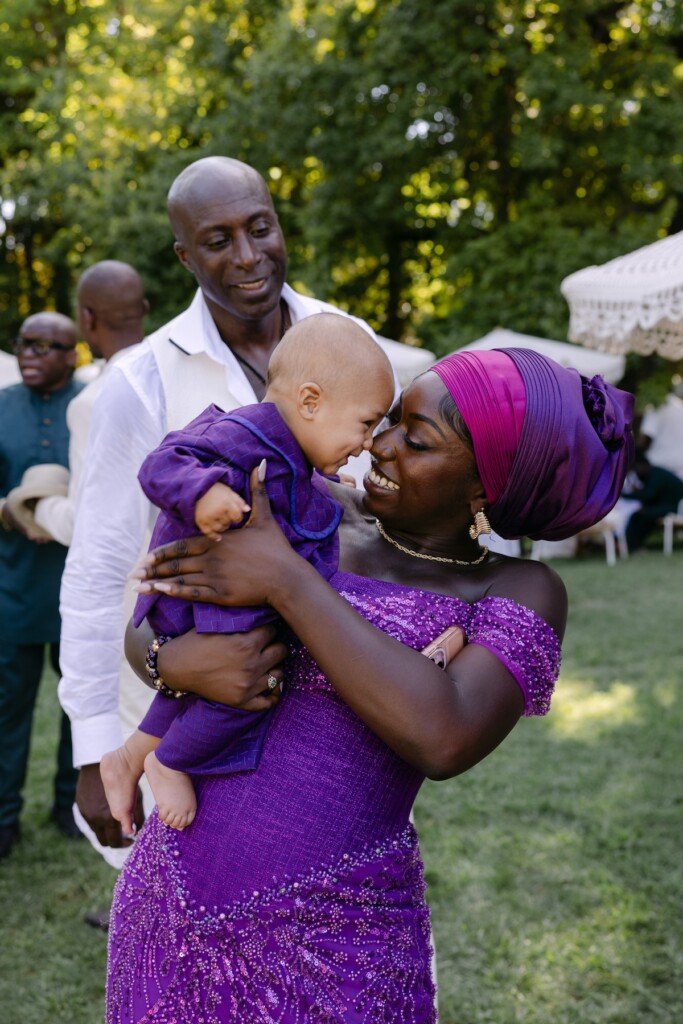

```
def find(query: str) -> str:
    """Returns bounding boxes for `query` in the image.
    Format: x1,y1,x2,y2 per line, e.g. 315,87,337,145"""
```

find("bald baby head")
266,314,395,477
268,313,393,395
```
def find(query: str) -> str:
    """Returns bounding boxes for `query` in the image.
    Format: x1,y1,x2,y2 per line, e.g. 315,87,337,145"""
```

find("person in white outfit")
33,261,148,546
58,156,398,859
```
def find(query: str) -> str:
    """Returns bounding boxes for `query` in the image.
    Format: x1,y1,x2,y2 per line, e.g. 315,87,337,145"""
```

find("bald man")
0,312,83,858
33,261,148,546
58,157,397,860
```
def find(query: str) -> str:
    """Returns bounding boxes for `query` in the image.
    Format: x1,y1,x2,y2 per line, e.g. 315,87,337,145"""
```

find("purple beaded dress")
107,572,560,1023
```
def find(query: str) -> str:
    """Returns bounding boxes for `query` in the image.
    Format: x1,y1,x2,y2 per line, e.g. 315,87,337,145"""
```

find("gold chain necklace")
375,518,489,566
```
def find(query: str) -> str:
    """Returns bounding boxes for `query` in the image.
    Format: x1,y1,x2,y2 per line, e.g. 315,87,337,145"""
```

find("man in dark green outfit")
0,311,84,859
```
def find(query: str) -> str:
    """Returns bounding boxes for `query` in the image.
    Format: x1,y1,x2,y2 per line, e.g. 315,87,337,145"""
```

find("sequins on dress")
107,571,561,1023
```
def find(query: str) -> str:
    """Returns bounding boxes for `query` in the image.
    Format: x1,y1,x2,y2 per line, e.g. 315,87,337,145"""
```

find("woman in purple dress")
108,348,634,1023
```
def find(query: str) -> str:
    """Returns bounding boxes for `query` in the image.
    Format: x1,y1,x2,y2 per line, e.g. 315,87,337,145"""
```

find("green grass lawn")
0,665,115,1022
1,549,681,1022
418,548,683,1023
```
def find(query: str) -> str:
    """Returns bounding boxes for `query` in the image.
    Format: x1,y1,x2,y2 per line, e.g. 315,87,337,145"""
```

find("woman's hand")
156,626,288,710
125,615,288,710
133,464,295,609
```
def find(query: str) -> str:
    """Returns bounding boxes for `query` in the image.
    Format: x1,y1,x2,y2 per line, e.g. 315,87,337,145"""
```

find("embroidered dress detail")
108,818,434,1024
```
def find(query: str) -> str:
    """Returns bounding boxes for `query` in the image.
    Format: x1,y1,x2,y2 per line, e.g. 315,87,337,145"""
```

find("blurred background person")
623,454,683,552
0,312,83,859
32,261,148,546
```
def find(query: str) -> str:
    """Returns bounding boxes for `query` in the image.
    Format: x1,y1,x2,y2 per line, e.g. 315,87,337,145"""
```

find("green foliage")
419,208,668,356
2,0,683,400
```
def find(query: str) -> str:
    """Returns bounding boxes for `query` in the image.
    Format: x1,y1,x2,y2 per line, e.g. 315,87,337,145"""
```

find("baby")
101,313,395,832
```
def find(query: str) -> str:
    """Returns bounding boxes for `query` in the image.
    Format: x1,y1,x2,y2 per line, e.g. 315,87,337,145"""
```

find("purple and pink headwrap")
430,348,635,541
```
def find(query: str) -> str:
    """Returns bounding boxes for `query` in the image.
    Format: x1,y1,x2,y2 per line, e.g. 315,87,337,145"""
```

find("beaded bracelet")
145,635,187,699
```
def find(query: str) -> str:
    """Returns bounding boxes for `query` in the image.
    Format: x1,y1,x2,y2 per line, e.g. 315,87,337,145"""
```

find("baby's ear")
297,381,322,419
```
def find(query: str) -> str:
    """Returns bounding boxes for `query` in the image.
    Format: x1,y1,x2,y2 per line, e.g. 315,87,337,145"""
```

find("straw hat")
5,464,70,540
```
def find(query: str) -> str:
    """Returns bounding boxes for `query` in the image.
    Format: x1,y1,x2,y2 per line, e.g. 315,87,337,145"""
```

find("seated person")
624,455,683,551
100,313,394,832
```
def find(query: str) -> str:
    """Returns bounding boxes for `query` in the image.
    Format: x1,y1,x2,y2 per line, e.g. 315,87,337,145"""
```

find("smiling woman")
107,348,634,1023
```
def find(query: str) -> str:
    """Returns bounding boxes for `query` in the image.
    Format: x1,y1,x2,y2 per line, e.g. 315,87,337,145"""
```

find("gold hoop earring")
469,509,491,540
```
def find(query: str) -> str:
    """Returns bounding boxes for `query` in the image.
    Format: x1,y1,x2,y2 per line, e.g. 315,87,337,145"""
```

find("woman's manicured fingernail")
257,458,267,482
132,583,153,594
153,582,172,593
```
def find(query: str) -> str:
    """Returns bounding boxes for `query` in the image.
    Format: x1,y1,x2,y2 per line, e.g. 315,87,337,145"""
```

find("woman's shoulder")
482,553,568,641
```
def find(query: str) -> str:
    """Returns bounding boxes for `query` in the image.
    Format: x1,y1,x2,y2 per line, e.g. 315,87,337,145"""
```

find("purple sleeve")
138,692,272,776
155,698,274,776
138,690,185,738
138,406,249,525
466,596,561,716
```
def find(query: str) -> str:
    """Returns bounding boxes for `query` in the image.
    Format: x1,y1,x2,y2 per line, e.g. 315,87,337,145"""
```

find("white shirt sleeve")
33,493,74,547
58,354,163,766
33,381,99,547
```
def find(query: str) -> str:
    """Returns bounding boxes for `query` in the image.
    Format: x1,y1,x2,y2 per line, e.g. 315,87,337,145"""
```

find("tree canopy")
2,0,682,401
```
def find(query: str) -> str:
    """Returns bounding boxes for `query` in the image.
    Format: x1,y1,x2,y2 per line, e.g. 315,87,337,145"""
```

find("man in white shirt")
34,261,149,546
58,156,397,855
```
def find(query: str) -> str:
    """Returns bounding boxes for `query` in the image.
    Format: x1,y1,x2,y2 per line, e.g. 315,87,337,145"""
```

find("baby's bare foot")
144,751,197,831
101,747,141,836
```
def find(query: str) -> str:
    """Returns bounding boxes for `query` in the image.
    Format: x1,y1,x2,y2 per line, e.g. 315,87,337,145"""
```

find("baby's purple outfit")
107,572,561,1022
134,402,342,775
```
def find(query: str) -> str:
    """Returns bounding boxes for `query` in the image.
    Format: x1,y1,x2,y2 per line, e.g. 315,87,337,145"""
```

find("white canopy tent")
375,335,435,386
561,231,683,360
459,326,626,383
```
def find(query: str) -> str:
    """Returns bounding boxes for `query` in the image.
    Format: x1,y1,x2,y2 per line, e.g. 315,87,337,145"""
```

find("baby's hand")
195,483,250,542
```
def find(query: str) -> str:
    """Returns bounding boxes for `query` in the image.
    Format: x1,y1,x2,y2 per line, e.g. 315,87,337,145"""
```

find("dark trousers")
0,642,78,828
625,504,676,552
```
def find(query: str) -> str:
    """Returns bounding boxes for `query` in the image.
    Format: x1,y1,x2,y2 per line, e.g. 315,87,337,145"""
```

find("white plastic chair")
575,509,629,567
662,499,683,555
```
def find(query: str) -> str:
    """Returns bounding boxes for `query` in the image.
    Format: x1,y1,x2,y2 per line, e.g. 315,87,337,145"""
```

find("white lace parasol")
561,231,683,360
